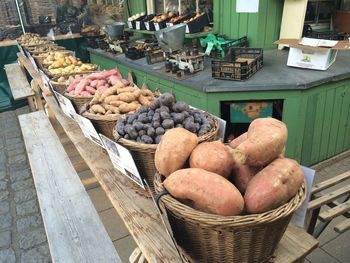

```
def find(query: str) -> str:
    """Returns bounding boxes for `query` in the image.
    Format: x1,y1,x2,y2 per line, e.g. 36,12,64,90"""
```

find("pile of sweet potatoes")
66,69,129,97
155,118,304,216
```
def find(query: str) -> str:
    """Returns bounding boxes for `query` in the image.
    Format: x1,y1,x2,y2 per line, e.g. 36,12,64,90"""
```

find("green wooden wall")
90,52,350,166
128,0,147,16
213,0,283,49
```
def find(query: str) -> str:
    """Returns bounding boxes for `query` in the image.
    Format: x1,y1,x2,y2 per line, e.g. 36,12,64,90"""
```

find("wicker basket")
113,119,219,193
82,110,123,140
64,93,93,112
29,45,65,55
45,67,97,78
50,72,96,94
154,172,306,263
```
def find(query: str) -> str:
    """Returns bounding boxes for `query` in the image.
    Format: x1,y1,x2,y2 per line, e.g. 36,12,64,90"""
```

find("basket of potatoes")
79,71,155,139
50,73,94,94
28,44,65,55
153,118,306,263
46,63,98,78
113,92,219,194
34,50,73,68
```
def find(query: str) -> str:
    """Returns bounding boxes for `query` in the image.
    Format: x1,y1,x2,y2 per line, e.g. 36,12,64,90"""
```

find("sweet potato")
117,91,140,103
74,78,89,95
104,95,120,104
109,100,127,107
85,86,96,95
100,85,120,102
229,132,247,149
155,128,198,177
117,87,137,94
189,141,234,178
91,104,105,114
164,168,244,216
232,118,288,166
231,162,262,194
138,94,151,106
244,157,304,214
118,102,140,113
104,105,120,114
89,90,102,106
80,91,92,96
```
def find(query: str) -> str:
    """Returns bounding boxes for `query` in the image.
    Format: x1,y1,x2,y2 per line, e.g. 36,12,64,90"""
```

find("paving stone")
9,168,31,183
0,191,9,202
14,188,36,203
19,228,47,250
6,137,23,146
4,130,21,140
113,235,136,263
322,231,350,263
20,244,51,263
306,247,340,263
87,186,113,212
0,171,6,180
0,181,7,191
8,153,26,165
6,141,25,152
0,201,10,215
7,147,26,158
9,161,29,174
0,230,11,248
99,208,130,241
16,215,42,233
11,178,33,192
16,200,39,216
0,248,16,263
0,153,6,167
0,214,12,230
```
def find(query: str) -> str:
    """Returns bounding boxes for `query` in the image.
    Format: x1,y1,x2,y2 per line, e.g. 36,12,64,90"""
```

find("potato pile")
115,93,216,144
18,34,48,46
67,69,128,96
150,12,175,23
156,118,305,216
43,51,72,65
29,45,63,53
48,64,97,75
17,33,40,42
48,56,82,69
54,74,89,85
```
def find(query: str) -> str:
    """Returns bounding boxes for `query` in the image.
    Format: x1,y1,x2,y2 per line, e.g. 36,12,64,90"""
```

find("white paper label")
100,134,145,189
53,91,77,119
154,23,160,31
127,21,133,28
145,22,150,30
136,21,141,30
166,23,173,27
185,25,189,34
291,166,315,228
236,0,259,13
74,114,105,148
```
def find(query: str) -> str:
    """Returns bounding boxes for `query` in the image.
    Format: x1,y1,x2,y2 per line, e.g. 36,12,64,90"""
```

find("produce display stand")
17,53,319,263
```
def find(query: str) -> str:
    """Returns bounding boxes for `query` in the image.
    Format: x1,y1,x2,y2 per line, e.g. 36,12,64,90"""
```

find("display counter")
88,48,350,166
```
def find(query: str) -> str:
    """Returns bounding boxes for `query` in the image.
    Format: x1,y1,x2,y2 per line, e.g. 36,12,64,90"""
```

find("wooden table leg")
27,96,36,112
31,80,44,111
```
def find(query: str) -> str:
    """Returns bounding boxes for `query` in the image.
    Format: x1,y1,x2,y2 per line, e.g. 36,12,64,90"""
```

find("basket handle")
155,190,169,213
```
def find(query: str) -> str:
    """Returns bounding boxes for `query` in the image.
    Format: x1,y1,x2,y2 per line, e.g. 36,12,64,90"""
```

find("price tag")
154,23,160,31
291,166,315,228
145,22,150,30
127,21,133,29
166,23,173,27
185,25,190,34
53,91,77,119
136,21,141,30
16,41,25,56
74,114,105,148
100,134,145,189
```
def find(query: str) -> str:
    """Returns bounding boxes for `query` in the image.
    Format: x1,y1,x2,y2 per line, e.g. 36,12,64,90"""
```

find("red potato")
97,79,107,87
97,86,108,92
108,75,123,85
244,157,304,214
80,91,92,96
189,141,234,178
74,78,90,95
232,118,288,166
121,79,130,86
67,78,83,92
85,86,96,95
164,168,244,216
90,79,99,88
102,69,121,79
231,162,262,194
229,132,247,149
68,90,75,95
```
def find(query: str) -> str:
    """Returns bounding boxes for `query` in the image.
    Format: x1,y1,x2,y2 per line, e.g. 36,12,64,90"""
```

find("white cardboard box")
275,38,350,70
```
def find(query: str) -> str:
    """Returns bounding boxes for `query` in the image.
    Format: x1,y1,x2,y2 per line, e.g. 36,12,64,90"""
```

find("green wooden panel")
319,88,336,161
336,85,350,153
238,13,249,38
310,91,327,164
344,87,350,149
301,95,318,165
327,87,345,157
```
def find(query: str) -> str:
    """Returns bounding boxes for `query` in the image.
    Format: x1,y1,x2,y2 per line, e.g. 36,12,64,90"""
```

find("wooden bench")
19,110,121,263
307,171,350,237
4,63,37,111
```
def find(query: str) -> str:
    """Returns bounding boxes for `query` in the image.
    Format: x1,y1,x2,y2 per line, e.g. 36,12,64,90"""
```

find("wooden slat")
4,63,34,100
319,200,350,222
20,51,319,263
334,218,350,233
312,171,350,194
19,111,121,263
308,185,350,210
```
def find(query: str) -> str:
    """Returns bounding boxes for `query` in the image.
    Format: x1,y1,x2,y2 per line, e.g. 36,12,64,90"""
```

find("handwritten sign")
100,134,144,189
74,114,105,148
53,91,77,120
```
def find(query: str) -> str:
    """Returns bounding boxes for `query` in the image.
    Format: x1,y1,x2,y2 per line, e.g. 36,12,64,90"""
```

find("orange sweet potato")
244,157,304,214
164,168,244,216
229,132,247,149
232,118,288,166
155,128,198,177
189,141,234,178
231,162,262,194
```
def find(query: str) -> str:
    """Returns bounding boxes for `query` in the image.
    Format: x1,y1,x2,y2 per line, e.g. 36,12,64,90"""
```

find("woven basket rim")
155,171,306,228
33,50,72,59
20,41,52,47
45,69,97,78
64,92,93,100
113,117,220,150
82,110,123,121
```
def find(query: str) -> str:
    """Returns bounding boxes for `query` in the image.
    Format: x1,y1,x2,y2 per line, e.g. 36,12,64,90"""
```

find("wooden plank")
19,111,121,263
335,85,350,153
20,51,319,263
4,63,34,100
334,218,350,233
308,185,350,210
319,200,350,222
0,39,16,47
312,171,350,194
301,95,317,165
274,223,318,263
344,85,350,149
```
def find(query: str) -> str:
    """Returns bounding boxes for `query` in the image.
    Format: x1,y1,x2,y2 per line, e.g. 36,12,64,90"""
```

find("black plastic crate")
211,47,263,81
124,47,145,60
208,36,248,58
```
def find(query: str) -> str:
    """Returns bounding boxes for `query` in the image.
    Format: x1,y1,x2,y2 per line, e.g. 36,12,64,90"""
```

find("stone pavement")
0,107,51,263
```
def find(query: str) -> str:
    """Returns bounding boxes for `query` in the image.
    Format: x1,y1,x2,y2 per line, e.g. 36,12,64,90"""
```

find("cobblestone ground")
0,107,51,263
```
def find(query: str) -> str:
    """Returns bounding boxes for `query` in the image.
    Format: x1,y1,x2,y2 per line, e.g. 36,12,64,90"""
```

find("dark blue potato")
138,113,149,123
172,101,189,113
173,113,184,124
116,121,125,136
128,127,138,140
141,135,154,144
124,134,130,139
184,121,196,133
147,110,155,117
194,122,200,131
159,93,175,107
153,112,160,122
143,123,152,130
138,130,146,136
183,111,190,118
138,106,148,113
156,127,165,136
194,113,202,124
147,127,155,137
127,114,137,124
162,119,174,129
175,124,183,128
149,99,160,110
159,106,170,113
136,137,142,143
155,135,163,144
152,121,161,128
134,121,144,131
160,111,171,120
197,129,207,136
124,124,133,134
155,108,161,113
